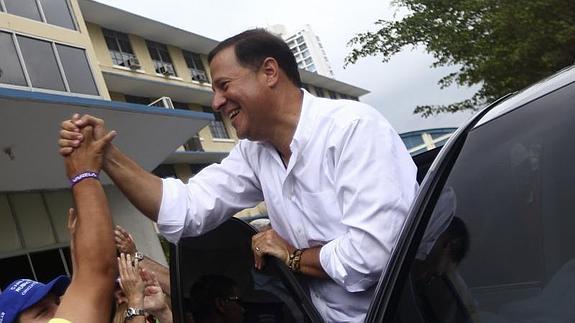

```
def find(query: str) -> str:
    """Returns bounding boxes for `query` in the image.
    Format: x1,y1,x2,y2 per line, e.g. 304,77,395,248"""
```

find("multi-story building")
271,24,335,78
0,0,368,288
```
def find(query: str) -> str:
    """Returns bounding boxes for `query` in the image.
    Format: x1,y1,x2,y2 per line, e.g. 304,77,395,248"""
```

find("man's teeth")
230,110,239,119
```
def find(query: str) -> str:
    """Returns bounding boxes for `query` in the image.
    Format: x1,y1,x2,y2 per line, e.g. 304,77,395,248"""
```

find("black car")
169,65,575,323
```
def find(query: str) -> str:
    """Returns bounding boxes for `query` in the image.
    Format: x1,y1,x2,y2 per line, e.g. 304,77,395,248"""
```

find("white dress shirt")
157,90,418,322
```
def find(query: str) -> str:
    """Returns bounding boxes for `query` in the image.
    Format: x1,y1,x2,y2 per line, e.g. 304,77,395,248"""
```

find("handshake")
59,114,117,182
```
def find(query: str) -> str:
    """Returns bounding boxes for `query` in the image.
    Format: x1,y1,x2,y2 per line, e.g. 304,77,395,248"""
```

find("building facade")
271,24,335,78
0,0,368,289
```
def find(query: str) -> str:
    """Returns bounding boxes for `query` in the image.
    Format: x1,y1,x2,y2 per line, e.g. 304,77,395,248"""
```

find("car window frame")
169,217,325,323
365,93,515,323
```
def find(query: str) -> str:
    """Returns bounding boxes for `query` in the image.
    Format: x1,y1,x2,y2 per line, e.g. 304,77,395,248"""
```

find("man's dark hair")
188,274,238,321
208,29,302,87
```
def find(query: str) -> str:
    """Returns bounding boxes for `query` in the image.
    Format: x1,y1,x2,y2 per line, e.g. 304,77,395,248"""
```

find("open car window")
170,218,324,323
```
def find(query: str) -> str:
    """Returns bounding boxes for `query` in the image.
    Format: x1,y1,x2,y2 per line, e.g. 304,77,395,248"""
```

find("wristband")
70,171,99,187
287,249,304,272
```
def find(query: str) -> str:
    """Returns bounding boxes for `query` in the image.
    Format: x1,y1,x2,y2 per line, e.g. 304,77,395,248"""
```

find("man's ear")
260,57,279,87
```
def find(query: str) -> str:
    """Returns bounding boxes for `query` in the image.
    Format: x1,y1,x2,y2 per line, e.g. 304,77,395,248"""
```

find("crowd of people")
1,28,418,322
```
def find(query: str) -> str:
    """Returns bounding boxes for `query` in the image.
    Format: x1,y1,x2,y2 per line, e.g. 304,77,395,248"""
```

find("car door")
367,69,575,322
170,217,324,323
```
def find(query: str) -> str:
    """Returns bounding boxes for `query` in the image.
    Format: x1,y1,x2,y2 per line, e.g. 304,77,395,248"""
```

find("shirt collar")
290,89,316,154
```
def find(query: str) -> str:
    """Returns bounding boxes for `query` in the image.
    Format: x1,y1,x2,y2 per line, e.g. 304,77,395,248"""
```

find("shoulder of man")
314,97,393,132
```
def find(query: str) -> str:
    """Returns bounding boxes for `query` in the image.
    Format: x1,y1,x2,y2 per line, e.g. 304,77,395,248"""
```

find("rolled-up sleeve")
157,142,264,243
319,117,418,292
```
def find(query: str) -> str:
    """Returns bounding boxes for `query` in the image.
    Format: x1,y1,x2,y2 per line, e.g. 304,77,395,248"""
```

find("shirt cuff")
156,178,186,243
319,239,378,293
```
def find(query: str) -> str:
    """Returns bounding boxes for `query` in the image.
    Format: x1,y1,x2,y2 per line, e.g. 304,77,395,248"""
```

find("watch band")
134,251,144,261
125,307,145,320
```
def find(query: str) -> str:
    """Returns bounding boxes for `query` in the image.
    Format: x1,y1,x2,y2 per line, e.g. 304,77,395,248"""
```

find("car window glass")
390,81,575,323
172,218,320,323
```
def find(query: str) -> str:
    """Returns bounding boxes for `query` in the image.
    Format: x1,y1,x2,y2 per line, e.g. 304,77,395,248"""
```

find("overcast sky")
96,0,479,133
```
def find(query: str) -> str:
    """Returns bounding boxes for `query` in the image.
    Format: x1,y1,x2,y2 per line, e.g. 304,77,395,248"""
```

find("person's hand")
118,253,145,306
141,269,168,315
115,225,138,255
59,114,114,156
251,229,295,270
64,124,116,179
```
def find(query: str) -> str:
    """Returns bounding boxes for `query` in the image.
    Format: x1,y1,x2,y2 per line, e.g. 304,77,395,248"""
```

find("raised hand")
115,225,137,256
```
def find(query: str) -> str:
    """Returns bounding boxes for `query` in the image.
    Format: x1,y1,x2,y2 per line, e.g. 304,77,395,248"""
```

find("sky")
96,0,479,133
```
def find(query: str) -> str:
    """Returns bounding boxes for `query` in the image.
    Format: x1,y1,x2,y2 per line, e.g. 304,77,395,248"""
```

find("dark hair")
188,274,237,320
208,29,302,87
444,217,470,264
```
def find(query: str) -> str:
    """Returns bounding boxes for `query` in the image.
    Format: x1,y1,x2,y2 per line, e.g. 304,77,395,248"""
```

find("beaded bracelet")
287,249,304,272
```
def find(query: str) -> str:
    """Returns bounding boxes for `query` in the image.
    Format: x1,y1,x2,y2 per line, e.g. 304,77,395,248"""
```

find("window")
328,90,337,99
172,219,322,322
0,32,27,86
301,50,310,58
296,36,304,44
124,95,150,105
390,82,575,322
4,0,42,22
146,40,176,76
4,0,76,30
56,44,98,95
38,0,75,30
0,33,98,95
307,64,316,72
203,106,230,139
304,57,313,65
299,43,308,51
17,35,66,91
102,28,137,67
183,51,208,82
314,86,325,97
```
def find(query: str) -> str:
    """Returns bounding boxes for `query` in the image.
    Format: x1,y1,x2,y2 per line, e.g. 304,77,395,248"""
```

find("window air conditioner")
157,65,173,76
148,96,174,109
191,69,209,83
125,57,141,70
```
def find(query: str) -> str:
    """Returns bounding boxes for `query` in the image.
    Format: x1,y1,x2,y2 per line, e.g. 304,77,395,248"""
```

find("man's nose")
212,92,226,112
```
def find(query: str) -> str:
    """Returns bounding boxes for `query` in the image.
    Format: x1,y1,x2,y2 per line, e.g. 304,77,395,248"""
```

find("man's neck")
265,86,303,163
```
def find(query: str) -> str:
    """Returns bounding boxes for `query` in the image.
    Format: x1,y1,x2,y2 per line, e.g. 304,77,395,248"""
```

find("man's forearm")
104,145,163,221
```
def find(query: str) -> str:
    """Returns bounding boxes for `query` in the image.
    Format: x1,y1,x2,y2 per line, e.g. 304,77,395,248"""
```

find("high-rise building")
271,24,335,78
0,0,368,288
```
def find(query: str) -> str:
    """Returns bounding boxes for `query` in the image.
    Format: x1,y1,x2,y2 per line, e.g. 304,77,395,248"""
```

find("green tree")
346,0,575,117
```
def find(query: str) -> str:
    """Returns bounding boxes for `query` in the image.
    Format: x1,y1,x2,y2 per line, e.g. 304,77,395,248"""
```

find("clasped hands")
59,114,116,179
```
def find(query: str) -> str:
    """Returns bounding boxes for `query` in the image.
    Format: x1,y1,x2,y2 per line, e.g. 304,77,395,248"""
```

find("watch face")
127,308,136,315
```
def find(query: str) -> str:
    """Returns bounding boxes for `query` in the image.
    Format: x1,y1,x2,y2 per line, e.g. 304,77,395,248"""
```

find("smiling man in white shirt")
59,29,418,322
